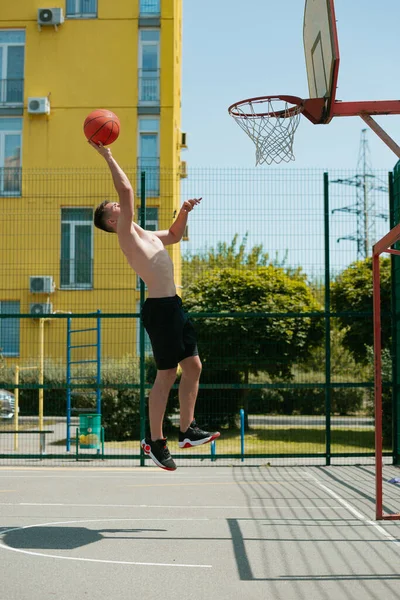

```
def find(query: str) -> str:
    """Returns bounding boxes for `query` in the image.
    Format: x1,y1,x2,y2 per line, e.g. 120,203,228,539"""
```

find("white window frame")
0,30,25,106
66,0,97,19
139,30,160,70
138,29,160,105
0,120,22,197
61,209,93,289
138,117,160,196
138,117,160,159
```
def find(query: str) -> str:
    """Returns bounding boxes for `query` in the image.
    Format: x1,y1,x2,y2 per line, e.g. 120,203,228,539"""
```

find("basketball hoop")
228,95,304,165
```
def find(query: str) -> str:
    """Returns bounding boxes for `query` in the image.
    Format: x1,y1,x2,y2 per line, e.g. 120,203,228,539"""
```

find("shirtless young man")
90,141,220,470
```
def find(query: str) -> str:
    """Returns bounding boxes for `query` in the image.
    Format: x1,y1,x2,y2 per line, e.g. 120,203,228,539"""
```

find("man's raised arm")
88,140,134,227
155,198,202,245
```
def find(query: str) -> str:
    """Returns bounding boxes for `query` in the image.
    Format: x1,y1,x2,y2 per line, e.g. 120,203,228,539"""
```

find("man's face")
106,202,120,226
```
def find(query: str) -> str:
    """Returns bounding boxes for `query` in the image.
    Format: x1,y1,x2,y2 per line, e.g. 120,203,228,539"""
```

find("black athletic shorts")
141,295,199,370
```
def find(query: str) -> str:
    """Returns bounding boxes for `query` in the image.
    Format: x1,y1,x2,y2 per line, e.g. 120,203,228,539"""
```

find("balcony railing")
137,158,160,196
139,0,161,16
0,167,22,195
0,79,24,106
138,69,160,104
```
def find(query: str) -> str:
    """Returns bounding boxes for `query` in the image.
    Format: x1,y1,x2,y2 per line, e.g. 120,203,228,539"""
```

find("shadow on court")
2,527,167,550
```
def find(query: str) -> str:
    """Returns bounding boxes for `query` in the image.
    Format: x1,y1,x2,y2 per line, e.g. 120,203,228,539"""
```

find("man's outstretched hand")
181,198,202,213
88,140,112,159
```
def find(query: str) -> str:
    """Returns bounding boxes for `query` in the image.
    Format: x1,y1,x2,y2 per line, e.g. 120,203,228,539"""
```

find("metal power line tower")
331,128,388,259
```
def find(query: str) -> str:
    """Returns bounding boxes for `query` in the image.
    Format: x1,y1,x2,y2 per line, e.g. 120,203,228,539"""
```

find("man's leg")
142,367,178,471
178,355,202,433
148,367,177,440
178,355,220,448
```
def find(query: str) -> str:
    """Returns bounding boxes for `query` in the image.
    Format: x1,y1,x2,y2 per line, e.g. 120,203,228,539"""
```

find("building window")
60,208,93,289
136,207,158,289
0,118,22,196
138,117,159,196
140,0,161,16
0,301,20,357
139,30,160,104
66,0,97,18
0,30,24,107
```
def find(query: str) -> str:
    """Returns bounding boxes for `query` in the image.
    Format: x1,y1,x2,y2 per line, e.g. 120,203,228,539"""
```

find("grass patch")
0,419,57,432
96,426,387,455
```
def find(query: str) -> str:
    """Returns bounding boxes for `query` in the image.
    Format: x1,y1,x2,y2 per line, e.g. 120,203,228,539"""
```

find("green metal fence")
0,167,394,466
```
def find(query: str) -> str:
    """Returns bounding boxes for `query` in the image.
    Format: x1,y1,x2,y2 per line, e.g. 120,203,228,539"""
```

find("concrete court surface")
0,465,400,600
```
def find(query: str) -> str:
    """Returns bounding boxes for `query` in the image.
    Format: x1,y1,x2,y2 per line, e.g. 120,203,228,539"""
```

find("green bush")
331,387,363,415
194,368,243,430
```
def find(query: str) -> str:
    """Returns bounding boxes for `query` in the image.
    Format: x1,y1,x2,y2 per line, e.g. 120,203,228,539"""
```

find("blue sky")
181,0,400,171
178,1,400,277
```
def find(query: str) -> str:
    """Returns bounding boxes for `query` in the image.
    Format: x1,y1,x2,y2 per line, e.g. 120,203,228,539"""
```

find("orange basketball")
83,109,120,145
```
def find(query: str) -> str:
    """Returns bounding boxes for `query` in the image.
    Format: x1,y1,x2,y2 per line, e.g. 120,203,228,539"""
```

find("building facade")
0,0,185,365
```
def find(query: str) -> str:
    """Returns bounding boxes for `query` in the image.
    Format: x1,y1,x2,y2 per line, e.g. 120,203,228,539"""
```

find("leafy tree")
183,266,324,426
331,257,391,361
182,234,292,288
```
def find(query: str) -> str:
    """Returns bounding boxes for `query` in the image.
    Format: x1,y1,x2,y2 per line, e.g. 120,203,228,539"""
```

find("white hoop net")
229,97,303,165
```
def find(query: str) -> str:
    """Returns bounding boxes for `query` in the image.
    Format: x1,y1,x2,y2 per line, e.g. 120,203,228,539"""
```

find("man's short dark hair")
94,200,113,233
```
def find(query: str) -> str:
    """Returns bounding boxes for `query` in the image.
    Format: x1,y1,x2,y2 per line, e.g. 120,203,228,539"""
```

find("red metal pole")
332,100,400,117
359,114,400,160
373,251,383,520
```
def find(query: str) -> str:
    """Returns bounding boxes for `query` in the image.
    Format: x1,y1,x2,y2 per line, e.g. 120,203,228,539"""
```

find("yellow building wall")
0,0,183,366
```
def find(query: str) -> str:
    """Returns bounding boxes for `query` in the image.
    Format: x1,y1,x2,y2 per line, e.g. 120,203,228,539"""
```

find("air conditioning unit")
180,161,188,179
30,276,55,294
37,8,64,26
181,132,187,148
30,303,53,316
28,97,50,115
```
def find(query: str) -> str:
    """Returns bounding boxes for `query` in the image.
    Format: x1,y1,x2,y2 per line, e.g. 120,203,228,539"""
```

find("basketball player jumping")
90,140,220,470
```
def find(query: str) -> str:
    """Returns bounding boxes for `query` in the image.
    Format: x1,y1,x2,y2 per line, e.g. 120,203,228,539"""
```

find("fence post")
96,309,102,415
66,316,72,451
390,166,400,465
139,171,146,466
240,408,245,462
324,172,331,466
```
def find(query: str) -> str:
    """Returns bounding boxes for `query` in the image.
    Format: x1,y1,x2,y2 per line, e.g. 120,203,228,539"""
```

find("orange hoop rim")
228,95,305,118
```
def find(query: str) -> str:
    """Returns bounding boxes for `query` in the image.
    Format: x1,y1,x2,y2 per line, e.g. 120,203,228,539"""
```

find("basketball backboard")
303,0,339,122
229,0,400,163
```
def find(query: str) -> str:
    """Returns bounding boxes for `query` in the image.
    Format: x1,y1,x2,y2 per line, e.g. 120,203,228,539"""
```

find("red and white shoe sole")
179,432,220,449
141,440,176,471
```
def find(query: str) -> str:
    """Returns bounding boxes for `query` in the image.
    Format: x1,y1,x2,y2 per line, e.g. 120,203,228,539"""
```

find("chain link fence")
0,166,393,465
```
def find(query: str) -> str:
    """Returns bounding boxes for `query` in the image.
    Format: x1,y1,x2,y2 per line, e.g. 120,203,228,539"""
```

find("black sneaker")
178,420,220,449
141,438,177,471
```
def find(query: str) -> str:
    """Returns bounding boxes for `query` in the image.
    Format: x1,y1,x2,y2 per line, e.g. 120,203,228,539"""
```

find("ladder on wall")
66,311,101,451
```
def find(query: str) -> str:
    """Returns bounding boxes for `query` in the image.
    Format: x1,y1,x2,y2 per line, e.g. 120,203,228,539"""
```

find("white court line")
0,475,314,481
309,472,400,549
0,518,212,569
0,501,346,510
0,472,315,480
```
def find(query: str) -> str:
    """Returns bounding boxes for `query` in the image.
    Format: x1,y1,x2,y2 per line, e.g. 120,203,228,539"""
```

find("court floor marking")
0,517,213,569
0,501,347,510
310,472,400,548
0,474,315,481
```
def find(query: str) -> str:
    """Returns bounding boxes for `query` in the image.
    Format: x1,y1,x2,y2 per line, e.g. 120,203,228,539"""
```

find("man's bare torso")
117,222,176,298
